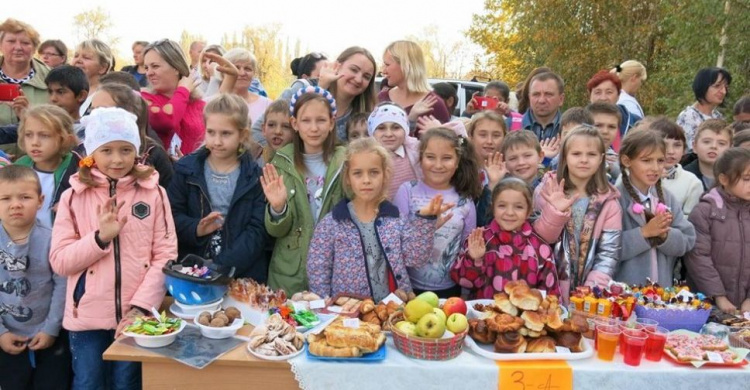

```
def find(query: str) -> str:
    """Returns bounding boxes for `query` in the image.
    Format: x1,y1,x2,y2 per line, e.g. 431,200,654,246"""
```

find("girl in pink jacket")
534,126,623,303
50,107,177,390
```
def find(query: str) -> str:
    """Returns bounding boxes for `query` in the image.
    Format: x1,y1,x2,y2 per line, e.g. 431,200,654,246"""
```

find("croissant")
386,301,401,316
361,311,378,323
360,299,376,314
494,331,527,353
375,305,389,321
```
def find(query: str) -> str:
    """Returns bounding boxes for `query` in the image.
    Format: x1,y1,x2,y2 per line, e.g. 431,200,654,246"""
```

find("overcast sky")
6,0,487,64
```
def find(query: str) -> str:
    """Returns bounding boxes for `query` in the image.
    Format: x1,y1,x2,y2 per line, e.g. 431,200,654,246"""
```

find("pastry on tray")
526,336,556,353
307,317,386,357
494,331,527,353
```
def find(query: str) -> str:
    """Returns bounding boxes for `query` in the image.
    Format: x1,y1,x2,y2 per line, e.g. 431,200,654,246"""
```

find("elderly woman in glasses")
37,40,68,68
0,18,51,129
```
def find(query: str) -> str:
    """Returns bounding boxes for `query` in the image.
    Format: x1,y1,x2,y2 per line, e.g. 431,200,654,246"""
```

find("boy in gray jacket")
0,166,70,390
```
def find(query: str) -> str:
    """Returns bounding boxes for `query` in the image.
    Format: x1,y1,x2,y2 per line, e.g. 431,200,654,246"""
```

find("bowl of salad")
123,312,186,348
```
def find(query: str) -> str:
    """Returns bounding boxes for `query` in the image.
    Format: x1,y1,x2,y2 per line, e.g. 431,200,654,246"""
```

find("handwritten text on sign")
497,360,572,390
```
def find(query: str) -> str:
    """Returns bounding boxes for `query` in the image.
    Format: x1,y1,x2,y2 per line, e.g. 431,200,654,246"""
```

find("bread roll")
493,292,519,316
544,308,564,331
526,336,556,353
521,310,545,332
503,280,529,295
510,288,543,311
494,331,527,353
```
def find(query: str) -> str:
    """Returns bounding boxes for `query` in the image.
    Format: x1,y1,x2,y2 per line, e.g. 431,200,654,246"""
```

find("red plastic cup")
593,318,620,351
636,318,659,333
622,329,647,366
644,326,669,362
596,325,621,361
619,323,644,354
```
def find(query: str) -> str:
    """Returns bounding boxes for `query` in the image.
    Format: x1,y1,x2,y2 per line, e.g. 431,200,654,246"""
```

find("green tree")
72,7,119,48
468,0,748,117
221,24,293,99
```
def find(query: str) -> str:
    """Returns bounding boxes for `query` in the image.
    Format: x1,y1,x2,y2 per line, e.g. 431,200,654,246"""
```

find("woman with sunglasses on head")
253,47,377,145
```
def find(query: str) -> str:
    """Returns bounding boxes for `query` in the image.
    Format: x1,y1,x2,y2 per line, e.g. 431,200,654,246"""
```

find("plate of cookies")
464,280,593,360
664,330,749,367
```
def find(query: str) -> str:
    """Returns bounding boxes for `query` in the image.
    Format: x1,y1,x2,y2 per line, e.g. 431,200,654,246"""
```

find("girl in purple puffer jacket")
307,138,452,301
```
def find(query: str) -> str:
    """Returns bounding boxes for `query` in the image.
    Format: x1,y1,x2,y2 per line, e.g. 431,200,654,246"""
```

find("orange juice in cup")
596,325,620,361
593,317,620,350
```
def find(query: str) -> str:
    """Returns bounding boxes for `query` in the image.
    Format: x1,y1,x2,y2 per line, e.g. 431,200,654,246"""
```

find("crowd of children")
1,20,750,390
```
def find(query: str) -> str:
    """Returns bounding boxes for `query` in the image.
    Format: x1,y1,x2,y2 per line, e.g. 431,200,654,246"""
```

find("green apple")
416,291,440,308
432,307,447,325
404,299,433,323
395,321,417,336
416,313,446,339
446,313,469,334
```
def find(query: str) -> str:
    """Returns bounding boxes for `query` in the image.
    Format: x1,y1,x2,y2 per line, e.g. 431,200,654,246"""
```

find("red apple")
442,297,467,317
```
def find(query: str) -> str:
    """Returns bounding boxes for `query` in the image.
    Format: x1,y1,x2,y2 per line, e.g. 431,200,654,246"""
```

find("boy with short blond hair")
684,119,732,190
0,165,70,390
501,130,546,189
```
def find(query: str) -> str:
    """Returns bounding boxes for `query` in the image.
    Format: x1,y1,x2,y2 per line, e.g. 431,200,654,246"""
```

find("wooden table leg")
141,361,301,390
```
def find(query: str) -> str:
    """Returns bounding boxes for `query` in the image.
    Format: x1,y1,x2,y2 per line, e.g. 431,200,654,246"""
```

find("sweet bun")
493,292,519,316
503,280,529,294
510,288,543,311
526,336,556,353
520,310,545,332
487,313,525,333
468,319,496,344
559,316,589,333
553,331,584,352
542,307,563,331
494,331,527,353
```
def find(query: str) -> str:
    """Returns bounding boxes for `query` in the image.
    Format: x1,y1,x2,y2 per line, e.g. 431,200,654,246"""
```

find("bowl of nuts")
193,307,244,339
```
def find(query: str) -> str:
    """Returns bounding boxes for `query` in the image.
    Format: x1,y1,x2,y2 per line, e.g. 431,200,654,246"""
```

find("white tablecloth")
289,338,750,390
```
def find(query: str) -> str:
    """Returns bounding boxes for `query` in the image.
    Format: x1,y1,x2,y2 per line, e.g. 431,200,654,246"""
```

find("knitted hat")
367,103,409,136
289,86,337,116
81,107,141,155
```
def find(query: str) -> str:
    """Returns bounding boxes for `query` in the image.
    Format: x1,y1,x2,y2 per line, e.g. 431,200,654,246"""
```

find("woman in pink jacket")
50,108,177,390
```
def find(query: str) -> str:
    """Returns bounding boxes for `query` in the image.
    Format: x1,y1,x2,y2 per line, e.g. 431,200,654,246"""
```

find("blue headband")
289,86,337,117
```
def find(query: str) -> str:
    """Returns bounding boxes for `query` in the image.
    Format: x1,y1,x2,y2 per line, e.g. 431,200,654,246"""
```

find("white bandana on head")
81,107,141,155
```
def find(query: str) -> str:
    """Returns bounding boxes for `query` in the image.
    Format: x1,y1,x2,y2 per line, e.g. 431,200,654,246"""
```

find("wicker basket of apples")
388,293,469,360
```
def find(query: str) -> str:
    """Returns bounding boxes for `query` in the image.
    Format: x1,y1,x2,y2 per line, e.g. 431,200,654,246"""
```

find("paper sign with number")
498,360,572,390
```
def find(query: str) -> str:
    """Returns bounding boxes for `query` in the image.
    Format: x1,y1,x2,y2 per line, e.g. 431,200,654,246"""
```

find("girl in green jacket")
262,87,346,294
